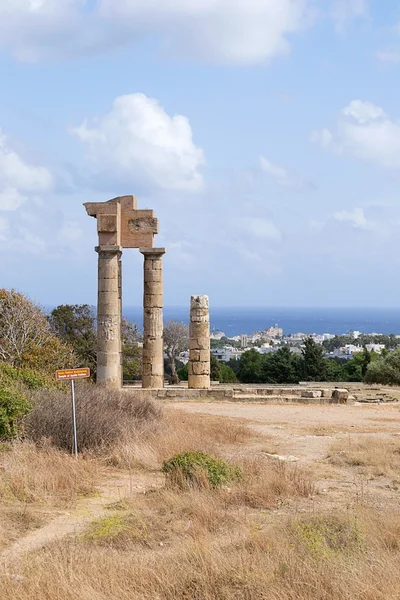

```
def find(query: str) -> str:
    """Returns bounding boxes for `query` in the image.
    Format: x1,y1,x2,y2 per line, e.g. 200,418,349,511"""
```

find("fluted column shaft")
95,245,122,387
140,248,166,389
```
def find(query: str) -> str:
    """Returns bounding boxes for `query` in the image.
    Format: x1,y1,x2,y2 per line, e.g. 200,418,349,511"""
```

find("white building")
211,347,244,362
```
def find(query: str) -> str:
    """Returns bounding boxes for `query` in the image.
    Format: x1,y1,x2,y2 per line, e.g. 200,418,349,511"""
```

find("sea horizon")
121,306,400,337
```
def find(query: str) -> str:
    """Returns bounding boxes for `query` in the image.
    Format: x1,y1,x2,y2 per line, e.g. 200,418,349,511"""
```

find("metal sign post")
70,379,78,460
55,368,91,459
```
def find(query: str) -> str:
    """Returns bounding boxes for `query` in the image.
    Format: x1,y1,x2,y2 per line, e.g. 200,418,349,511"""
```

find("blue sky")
0,0,400,308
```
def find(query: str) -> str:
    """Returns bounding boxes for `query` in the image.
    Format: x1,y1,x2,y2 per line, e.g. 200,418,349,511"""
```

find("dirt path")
1,471,164,566
170,401,400,511
170,402,400,461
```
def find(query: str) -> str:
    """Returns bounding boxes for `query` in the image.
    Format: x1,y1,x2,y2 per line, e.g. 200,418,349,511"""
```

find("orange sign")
56,368,91,381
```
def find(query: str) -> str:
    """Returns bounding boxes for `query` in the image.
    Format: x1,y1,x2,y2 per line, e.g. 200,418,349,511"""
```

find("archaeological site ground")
1,380,400,600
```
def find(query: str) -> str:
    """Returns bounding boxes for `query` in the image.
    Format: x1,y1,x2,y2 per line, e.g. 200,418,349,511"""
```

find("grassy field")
1,390,400,599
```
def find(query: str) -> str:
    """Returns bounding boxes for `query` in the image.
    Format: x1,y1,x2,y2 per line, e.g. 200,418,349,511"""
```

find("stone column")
188,295,210,389
140,248,165,389
95,245,122,387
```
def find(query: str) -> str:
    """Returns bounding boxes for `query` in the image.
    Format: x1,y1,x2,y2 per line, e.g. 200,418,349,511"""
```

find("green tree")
177,363,188,381
122,318,142,381
218,363,238,383
364,349,400,385
301,338,327,381
325,359,345,382
237,349,262,383
0,290,75,376
49,304,97,377
164,321,189,384
210,354,221,381
260,348,301,384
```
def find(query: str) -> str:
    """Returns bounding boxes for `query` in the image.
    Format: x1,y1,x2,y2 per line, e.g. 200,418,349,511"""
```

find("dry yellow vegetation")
1,395,400,599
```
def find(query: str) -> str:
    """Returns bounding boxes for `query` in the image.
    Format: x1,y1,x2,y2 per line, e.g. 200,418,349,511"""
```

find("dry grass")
0,442,99,505
0,505,46,551
2,508,400,599
107,408,258,470
3,403,400,599
26,385,161,451
327,435,400,478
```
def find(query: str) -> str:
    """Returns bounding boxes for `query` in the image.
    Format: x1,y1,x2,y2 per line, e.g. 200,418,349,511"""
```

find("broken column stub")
96,245,122,388
188,295,210,389
140,248,166,389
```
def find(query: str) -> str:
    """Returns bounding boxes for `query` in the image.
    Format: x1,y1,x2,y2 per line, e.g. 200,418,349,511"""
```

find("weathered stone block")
190,322,210,338
301,390,322,399
144,281,163,296
188,374,210,389
191,361,210,376
143,270,162,283
144,294,163,308
98,278,119,292
191,295,209,310
331,389,349,404
98,214,118,233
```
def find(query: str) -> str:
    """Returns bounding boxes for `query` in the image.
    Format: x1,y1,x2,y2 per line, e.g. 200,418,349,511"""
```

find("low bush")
0,364,50,440
162,451,241,489
26,385,161,451
0,386,31,440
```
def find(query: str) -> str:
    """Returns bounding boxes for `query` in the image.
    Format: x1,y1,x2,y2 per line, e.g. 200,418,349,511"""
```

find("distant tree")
0,290,54,366
210,354,221,381
164,321,189,384
364,349,400,385
0,290,75,374
177,363,188,381
325,359,345,382
361,347,371,378
301,337,327,381
49,304,97,377
227,359,241,375
237,349,262,383
218,363,238,383
122,318,142,381
260,348,301,384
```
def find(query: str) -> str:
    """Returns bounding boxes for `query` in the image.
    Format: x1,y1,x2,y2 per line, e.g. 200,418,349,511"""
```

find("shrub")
0,363,50,390
162,451,241,489
0,386,31,440
25,385,161,451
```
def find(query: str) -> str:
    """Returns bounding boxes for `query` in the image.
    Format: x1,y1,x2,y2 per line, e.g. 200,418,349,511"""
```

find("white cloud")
0,0,85,62
376,50,400,64
0,188,27,212
240,217,282,241
71,93,205,192
310,128,333,148
312,100,400,169
57,221,84,247
330,0,368,32
333,207,372,230
0,131,53,192
99,0,312,65
260,156,314,191
0,216,9,241
0,0,313,65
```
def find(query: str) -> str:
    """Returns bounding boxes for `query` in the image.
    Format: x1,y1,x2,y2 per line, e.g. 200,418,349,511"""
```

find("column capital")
140,247,166,258
95,245,122,255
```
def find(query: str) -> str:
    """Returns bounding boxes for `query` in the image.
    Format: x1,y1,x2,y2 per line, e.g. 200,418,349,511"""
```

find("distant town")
177,324,399,365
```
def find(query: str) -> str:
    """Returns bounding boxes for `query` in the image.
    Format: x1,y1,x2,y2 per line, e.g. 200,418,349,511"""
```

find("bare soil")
170,401,400,512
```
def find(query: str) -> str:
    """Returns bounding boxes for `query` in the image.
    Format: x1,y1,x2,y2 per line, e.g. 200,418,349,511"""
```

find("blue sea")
123,307,400,337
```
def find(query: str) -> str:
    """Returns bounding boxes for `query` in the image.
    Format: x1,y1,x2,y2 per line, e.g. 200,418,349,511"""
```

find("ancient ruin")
188,295,211,389
85,195,211,391
84,195,166,388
